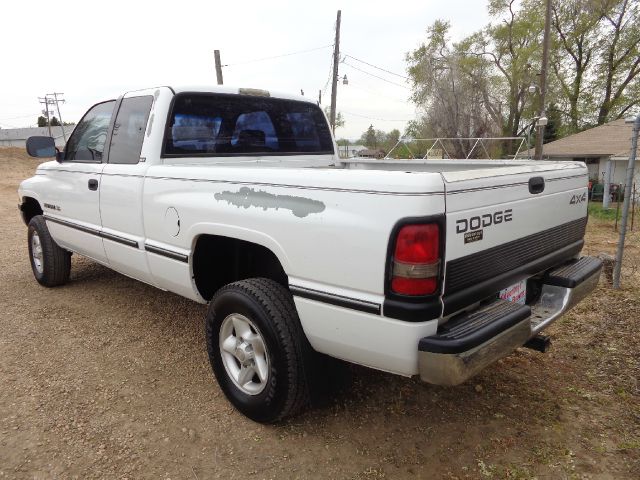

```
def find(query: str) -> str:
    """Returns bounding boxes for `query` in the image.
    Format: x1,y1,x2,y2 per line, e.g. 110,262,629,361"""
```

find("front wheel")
205,278,312,423
27,215,71,287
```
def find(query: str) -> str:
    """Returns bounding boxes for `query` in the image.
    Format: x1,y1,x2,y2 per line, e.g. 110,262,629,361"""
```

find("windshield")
164,93,334,157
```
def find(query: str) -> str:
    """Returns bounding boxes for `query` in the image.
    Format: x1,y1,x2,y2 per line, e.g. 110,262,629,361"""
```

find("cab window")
108,96,154,164
64,101,116,162
163,93,334,156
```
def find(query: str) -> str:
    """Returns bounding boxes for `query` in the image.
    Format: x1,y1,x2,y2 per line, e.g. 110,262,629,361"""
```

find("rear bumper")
418,256,602,386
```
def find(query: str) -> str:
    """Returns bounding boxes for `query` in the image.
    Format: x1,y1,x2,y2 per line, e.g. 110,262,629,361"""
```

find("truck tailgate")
441,161,588,315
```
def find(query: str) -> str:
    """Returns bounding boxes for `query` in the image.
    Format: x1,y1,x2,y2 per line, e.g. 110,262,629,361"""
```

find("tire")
27,215,71,287
205,278,312,423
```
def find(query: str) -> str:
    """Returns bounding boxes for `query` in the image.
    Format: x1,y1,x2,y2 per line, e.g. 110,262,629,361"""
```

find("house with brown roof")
521,118,639,189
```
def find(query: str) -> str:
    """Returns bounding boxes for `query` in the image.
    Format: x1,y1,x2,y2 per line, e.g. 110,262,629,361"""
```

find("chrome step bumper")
418,256,602,386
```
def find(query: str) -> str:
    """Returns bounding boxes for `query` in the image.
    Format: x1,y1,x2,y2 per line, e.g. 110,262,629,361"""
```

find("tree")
408,5,544,151
323,107,345,129
355,127,401,154
550,0,639,130
385,129,401,149
594,0,640,124
550,0,601,132
472,0,544,138
404,0,639,151
543,103,562,143
406,20,507,157
360,124,378,148
37,115,64,127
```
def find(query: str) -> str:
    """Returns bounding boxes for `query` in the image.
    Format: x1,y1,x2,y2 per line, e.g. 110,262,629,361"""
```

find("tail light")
391,223,441,296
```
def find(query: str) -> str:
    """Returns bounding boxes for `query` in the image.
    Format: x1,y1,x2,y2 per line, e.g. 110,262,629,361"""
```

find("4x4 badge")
569,193,587,204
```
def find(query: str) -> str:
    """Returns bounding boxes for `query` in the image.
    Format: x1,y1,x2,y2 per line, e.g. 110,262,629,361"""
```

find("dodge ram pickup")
19,85,602,422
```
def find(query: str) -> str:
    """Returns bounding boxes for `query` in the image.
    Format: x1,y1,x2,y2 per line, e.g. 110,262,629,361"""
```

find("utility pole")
534,0,552,160
48,92,67,141
318,89,322,105
612,113,640,289
38,96,53,138
329,10,341,133
603,159,612,209
214,50,224,85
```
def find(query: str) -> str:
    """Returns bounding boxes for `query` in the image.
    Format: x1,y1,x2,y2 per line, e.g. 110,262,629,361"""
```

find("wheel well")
20,197,43,225
193,235,288,301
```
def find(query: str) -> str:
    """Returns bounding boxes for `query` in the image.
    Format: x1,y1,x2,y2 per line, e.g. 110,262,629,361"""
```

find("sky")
0,0,490,140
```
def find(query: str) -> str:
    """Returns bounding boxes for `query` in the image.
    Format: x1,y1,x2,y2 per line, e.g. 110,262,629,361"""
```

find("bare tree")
595,0,640,124
550,0,602,132
407,21,503,158
406,0,639,149
471,0,544,138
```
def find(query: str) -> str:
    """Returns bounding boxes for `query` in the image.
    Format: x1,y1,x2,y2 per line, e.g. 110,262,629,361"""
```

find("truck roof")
143,85,315,104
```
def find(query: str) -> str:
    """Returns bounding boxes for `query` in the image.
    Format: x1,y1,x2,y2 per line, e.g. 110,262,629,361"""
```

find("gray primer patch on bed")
215,187,325,218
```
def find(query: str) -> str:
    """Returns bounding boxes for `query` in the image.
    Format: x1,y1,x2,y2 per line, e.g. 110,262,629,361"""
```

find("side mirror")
26,136,56,158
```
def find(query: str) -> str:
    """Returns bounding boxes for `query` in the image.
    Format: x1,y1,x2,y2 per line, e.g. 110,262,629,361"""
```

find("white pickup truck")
19,85,602,422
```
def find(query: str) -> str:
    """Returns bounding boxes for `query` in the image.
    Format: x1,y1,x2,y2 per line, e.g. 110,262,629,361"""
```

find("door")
43,100,116,265
100,93,155,283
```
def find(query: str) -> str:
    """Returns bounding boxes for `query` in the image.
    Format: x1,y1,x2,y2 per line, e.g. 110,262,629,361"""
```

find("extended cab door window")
64,101,115,162
108,96,154,164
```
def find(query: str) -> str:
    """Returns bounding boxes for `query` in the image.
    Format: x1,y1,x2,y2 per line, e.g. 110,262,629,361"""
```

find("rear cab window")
163,93,334,157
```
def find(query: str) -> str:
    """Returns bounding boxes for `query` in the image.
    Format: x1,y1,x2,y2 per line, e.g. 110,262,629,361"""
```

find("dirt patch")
1,147,638,479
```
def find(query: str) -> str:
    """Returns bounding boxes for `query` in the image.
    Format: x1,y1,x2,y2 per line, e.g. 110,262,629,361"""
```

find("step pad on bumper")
418,256,602,386
545,256,603,288
419,299,531,354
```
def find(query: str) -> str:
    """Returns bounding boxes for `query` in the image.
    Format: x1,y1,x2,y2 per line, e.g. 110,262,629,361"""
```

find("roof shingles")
525,118,639,158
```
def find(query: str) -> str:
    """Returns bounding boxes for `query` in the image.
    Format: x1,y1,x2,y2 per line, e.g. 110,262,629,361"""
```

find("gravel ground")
1,148,638,479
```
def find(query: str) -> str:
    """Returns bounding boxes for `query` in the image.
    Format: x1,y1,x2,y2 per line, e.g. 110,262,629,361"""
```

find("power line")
342,61,410,89
222,45,332,67
47,92,68,141
0,113,41,121
38,96,55,137
347,83,408,103
342,110,413,122
329,10,342,132
321,45,335,99
343,54,409,80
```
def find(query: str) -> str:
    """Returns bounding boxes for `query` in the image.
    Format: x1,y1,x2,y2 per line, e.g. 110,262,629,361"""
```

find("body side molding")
144,243,189,263
45,215,139,248
290,285,381,315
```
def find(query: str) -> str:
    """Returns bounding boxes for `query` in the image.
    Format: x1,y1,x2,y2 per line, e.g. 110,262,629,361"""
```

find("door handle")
528,176,545,194
88,179,99,191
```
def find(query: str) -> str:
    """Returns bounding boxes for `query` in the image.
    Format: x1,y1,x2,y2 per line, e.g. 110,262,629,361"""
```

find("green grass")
588,202,624,221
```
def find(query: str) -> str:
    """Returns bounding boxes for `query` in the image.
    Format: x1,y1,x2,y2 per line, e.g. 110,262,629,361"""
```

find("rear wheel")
205,278,312,423
27,215,71,287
